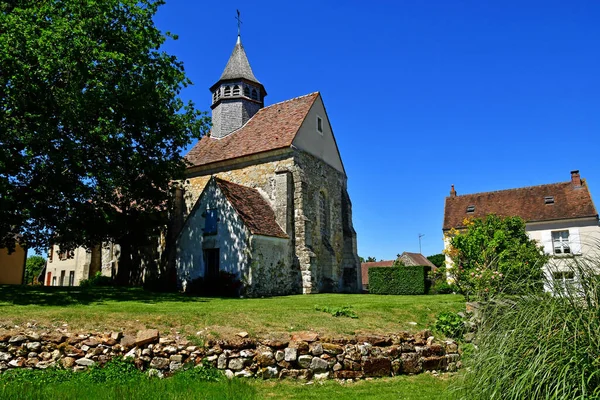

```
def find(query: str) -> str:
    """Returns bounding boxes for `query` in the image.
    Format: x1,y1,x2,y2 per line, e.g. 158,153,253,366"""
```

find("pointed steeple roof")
219,35,260,83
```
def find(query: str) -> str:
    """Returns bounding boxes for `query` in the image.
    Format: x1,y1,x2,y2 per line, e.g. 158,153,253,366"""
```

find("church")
175,34,361,296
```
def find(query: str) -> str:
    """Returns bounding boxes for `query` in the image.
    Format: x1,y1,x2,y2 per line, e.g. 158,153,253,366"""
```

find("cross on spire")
236,9,242,37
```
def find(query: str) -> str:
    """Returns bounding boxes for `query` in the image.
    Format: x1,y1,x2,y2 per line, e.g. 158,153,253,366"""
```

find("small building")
397,252,437,269
0,243,26,285
443,170,600,290
45,244,118,286
360,260,395,292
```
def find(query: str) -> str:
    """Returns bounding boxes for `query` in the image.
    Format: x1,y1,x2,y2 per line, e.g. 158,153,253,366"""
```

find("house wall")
176,181,251,287
0,244,26,285
46,246,91,286
247,235,292,297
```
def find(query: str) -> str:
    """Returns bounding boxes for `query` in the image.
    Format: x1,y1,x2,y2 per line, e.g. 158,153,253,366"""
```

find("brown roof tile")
443,180,598,230
360,261,395,286
398,252,436,269
185,92,319,167
215,178,287,239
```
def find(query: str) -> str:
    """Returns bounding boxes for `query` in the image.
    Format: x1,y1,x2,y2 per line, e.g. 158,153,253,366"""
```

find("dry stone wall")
0,329,460,380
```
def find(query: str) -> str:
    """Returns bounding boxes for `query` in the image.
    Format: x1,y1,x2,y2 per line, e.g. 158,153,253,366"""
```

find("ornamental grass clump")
455,248,600,400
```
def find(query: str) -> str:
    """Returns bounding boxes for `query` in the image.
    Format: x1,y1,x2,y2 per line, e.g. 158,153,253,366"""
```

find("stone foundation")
0,329,460,379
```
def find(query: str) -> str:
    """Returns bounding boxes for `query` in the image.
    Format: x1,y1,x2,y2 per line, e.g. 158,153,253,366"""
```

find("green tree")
447,215,547,299
427,253,445,269
365,256,377,262
25,255,46,284
0,1,210,285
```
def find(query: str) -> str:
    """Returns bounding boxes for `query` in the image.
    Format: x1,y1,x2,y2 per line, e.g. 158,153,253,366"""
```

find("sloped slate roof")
185,92,319,167
443,181,598,230
219,36,260,83
215,178,287,239
398,252,436,268
360,260,395,286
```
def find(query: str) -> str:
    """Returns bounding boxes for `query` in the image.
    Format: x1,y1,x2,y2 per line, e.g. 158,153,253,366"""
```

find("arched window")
251,88,258,100
233,85,240,96
224,86,231,96
244,86,250,97
319,192,329,238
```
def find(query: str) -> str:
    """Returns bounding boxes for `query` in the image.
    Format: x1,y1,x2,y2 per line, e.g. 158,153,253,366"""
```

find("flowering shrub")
447,215,547,300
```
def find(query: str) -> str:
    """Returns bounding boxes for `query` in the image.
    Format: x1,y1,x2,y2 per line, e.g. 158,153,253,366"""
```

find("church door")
204,249,220,280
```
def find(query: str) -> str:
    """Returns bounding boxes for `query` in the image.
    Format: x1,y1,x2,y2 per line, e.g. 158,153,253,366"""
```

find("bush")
455,253,600,399
368,266,429,295
314,305,358,319
433,311,465,339
79,272,113,287
185,271,242,297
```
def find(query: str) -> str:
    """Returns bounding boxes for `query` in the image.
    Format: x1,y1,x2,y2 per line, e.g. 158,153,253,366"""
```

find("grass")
0,359,455,400
0,286,464,338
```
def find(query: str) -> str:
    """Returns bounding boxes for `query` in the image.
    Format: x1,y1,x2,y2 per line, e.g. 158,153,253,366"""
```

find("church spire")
209,14,267,139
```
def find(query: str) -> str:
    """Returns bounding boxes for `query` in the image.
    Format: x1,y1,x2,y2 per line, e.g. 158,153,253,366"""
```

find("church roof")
215,178,288,239
219,36,260,83
443,178,598,231
185,92,319,167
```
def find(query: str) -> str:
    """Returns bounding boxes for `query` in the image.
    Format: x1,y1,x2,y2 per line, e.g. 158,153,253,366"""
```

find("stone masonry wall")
0,329,460,380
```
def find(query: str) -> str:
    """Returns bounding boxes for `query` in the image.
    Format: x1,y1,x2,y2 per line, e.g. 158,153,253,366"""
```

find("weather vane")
236,9,242,36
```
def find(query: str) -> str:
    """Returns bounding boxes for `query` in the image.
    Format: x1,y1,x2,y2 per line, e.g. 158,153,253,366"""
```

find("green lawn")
0,286,464,339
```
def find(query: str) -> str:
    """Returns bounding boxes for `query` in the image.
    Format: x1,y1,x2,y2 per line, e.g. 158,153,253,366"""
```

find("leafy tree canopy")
25,255,46,284
446,215,547,299
0,1,210,282
427,253,445,269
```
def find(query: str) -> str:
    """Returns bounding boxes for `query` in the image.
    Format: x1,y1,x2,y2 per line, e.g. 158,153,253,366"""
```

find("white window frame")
552,230,570,254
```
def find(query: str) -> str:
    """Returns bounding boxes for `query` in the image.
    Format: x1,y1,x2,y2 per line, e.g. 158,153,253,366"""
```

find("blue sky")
154,0,600,260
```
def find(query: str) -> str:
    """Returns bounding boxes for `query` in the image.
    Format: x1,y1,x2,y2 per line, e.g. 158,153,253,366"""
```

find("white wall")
46,246,90,286
176,180,250,286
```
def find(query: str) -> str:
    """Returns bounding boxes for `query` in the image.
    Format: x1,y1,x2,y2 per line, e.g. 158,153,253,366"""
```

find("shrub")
185,271,242,297
431,281,455,294
79,272,113,287
433,311,465,339
455,253,600,399
368,266,429,295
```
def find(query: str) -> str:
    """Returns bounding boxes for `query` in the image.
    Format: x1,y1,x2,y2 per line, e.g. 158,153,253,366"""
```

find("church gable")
291,94,345,174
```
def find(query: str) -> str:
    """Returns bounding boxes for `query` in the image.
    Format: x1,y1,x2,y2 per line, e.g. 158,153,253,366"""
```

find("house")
360,260,394,292
44,244,119,286
0,243,26,285
397,252,437,269
443,170,600,289
175,34,361,296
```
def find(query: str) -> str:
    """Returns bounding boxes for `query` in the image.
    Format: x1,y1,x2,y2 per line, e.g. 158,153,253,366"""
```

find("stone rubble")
0,329,460,381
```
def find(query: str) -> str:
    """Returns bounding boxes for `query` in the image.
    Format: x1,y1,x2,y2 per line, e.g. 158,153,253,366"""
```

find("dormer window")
224,86,231,96
466,205,475,213
544,196,555,205
251,88,258,100
317,116,323,134
244,86,250,97
233,85,240,96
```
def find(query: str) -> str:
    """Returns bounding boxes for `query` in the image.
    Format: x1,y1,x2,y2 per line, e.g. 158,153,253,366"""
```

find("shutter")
541,231,553,255
569,228,582,255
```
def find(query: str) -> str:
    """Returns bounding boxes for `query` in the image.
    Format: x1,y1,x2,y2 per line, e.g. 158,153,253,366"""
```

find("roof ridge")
448,180,574,198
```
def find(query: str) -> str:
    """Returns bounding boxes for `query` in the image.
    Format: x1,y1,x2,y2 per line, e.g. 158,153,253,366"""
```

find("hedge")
368,266,430,295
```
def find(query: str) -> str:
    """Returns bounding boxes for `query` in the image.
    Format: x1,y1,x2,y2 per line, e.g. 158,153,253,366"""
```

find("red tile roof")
185,92,319,167
443,180,598,230
215,178,288,239
360,261,395,286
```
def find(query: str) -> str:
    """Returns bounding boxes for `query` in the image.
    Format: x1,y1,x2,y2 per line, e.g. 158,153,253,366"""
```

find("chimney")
571,170,582,187
450,184,457,197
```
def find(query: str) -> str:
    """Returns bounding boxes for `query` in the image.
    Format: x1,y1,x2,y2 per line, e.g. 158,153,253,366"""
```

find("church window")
233,85,240,96
319,192,329,238
204,209,218,235
317,116,323,134
213,91,218,102
244,86,250,97
224,86,231,96
251,88,258,100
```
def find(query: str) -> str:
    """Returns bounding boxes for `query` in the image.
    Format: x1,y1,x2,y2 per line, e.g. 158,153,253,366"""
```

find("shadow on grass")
0,285,245,307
